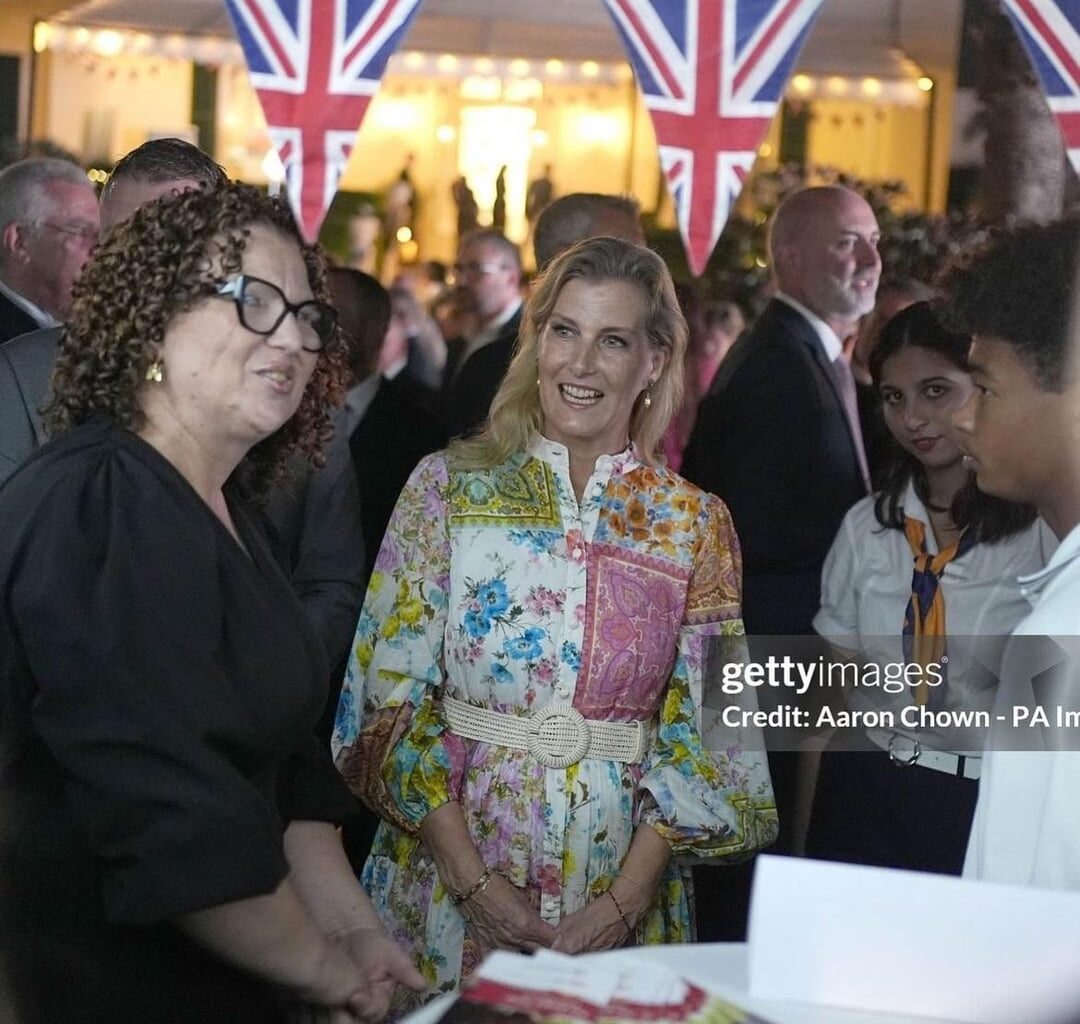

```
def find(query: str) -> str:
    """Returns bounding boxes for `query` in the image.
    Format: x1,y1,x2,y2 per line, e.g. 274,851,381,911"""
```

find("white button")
572,547,583,558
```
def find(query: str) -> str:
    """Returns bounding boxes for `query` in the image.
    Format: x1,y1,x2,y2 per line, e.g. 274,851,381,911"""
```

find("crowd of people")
0,136,1079,1022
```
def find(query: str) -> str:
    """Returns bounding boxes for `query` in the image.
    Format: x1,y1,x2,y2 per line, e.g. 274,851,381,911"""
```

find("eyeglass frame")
213,273,338,353
450,260,508,282
37,220,99,244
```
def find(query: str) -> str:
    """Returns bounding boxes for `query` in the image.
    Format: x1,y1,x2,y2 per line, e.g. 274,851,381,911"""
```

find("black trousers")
804,744,978,875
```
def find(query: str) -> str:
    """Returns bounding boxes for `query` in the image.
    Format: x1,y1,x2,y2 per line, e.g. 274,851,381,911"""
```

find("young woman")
805,301,1054,874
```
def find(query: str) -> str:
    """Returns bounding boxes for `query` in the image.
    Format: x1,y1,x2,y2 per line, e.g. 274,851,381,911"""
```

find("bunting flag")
1001,0,1080,174
222,0,424,240
602,0,824,275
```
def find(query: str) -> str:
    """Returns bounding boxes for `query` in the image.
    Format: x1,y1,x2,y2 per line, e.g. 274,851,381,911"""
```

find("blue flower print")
491,662,514,685
333,687,356,745
464,603,492,638
475,579,510,617
560,641,582,673
508,529,561,556
504,626,546,661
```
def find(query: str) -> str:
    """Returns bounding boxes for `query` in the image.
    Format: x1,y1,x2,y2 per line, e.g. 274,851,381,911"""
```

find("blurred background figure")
328,268,447,581
0,158,98,342
698,300,746,391
451,175,479,246
662,292,745,474
442,228,523,438
389,284,446,393
533,192,644,271
526,163,555,229
492,165,507,232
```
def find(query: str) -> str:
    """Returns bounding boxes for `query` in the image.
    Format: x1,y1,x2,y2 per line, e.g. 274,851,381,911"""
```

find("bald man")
681,186,880,932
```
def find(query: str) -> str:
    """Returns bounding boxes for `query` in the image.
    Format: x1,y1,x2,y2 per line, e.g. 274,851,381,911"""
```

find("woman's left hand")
550,892,634,955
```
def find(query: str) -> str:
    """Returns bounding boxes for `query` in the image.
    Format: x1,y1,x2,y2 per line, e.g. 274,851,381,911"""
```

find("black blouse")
0,419,357,1023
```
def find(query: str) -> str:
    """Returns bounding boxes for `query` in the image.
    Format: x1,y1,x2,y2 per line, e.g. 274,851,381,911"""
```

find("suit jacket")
0,326,61,484
681,299,867,635
0,290,42,345
349,371,447,578
443,308,523,439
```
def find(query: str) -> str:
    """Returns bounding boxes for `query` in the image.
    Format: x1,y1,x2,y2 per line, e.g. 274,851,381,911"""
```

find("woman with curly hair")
333,236,776,1012
0,183,422,1023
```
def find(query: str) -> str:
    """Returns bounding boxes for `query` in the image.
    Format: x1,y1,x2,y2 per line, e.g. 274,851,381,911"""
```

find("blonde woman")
333,237,776,1009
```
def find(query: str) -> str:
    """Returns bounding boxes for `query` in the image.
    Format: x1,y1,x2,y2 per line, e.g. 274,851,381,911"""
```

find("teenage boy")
945,216,1080,889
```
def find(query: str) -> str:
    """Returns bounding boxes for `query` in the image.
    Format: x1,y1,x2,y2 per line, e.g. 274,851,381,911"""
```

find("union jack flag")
223,0,424,240
1002,0,1080,174
602,0,823,275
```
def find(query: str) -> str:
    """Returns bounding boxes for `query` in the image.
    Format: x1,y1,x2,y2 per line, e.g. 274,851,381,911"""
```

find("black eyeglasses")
214,274,337,352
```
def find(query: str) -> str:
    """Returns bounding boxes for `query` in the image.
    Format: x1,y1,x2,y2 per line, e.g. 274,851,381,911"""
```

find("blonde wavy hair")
451,235,687,468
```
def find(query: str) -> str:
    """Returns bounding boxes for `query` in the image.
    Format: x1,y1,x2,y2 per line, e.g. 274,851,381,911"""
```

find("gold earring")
145,361,163,384
643,379,655,409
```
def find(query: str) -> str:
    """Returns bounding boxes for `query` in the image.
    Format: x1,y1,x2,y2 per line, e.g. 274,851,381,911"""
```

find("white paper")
747,854,1080,1024
476,950,691,1009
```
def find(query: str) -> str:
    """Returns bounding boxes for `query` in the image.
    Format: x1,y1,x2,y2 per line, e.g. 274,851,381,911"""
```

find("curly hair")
46,183,349,499
451,235,686,470
937,216,1080,392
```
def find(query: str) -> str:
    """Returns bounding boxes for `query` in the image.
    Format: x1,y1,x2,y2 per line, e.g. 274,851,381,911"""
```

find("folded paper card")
747,854,1080,1023
437,949,774,1024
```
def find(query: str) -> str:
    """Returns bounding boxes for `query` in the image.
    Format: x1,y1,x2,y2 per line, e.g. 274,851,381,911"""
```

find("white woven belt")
441,695,650,769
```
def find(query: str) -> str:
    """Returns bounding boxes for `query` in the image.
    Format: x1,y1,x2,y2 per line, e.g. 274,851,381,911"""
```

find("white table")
400,944,954,1024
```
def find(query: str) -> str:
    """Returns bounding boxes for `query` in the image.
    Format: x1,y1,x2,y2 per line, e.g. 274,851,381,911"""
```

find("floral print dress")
332,438,776,1009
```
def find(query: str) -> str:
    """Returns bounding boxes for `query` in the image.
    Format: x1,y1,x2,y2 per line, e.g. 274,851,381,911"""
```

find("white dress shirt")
815,483,1054,752
774,291,842,362
964,522,1080,889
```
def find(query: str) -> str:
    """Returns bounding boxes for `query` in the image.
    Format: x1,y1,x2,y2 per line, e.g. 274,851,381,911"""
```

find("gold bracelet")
607,888,634,938
617,872,649,894
449,868,492,906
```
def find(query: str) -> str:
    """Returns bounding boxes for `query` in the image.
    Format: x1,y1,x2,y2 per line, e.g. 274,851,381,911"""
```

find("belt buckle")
528,703,590,768
887,733,921,767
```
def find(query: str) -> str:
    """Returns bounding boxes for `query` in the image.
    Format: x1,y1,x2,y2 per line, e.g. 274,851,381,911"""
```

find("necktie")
832,355,870,490
902,517,975,706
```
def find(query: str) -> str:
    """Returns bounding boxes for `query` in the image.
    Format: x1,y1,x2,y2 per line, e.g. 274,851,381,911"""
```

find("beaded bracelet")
606,888,634,938
449,867,492,906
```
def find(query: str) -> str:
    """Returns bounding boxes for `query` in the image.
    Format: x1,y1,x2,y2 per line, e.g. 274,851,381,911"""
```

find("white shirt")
0,279,59,329
774,291,842,363
341,374,380,439
815,483,1054,751
460,298,522,366
964,522,1080,889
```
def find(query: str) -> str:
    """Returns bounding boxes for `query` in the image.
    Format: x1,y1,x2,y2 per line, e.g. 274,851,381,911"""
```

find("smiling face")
537,277,665,462
774,189,882,332
878,344,974,471
142,223,319,455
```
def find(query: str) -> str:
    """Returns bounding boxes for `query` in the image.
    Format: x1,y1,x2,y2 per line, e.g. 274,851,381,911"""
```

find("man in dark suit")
329,268,446,580
326,267,446,870
0,159,98,343
442,229,523,438
681,185,880,937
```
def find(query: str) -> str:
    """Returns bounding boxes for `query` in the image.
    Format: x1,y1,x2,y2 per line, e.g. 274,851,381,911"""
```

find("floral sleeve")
332,453,466,833
637,495,778,858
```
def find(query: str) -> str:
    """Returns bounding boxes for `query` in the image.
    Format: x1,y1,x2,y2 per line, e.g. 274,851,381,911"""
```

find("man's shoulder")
0,291,42,345
0,326,64,380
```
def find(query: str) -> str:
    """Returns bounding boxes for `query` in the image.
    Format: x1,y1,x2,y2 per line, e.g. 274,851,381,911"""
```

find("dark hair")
328,267,391,381
103,137,227,196
46,183,348,500
870,301,1036,543
938,216,1080,392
